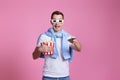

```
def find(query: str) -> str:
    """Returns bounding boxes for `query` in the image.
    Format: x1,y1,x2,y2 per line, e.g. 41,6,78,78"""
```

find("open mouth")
55,25,60,28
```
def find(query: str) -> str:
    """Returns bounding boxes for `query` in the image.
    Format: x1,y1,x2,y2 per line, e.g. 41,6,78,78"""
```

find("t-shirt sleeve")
36,34,42,47
36,34,51,47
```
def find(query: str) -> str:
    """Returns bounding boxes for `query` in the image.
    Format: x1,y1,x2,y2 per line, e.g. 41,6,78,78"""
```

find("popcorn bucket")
41,41,54,55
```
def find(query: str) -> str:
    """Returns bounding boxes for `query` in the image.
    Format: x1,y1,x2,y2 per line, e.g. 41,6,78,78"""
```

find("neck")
53,29,62,33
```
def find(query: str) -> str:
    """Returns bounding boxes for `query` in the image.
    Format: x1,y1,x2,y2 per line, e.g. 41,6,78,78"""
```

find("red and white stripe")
41,41,54,55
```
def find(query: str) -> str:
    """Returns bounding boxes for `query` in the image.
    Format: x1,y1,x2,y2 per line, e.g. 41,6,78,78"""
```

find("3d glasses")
51,19,64,24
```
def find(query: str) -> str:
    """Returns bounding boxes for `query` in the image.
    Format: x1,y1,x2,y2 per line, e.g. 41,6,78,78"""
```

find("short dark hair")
51,11,64,19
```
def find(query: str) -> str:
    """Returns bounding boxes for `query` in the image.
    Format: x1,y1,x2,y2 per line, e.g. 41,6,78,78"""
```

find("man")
32,11,81,80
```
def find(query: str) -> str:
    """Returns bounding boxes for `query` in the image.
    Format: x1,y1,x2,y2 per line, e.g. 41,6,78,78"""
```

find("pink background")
0,0,120,80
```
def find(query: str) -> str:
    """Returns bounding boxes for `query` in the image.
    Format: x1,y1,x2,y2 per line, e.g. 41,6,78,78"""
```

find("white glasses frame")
51,19,64,24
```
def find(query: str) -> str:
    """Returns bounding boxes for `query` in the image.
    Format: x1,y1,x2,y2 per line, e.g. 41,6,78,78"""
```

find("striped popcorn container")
41,41,54,55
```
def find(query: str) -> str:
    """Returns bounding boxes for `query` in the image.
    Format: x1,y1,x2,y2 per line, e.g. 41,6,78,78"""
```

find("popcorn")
41,41,54,55
40,35,51,43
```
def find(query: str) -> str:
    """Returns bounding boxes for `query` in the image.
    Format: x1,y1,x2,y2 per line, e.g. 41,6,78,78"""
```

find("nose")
55,22,59,25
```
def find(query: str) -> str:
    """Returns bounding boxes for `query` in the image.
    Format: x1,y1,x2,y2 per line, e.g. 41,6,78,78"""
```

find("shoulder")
38,33,47,38
63,30,72,38
38,33,51,42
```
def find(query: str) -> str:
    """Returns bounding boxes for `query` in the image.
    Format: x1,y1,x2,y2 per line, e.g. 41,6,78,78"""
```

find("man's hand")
69,37,81,52
68,37,76,43
38,43,54,53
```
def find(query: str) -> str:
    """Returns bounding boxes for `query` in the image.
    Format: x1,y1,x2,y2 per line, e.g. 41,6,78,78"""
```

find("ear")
50,20,52,24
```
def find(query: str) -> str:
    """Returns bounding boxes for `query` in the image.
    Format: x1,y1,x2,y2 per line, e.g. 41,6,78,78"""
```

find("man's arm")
32,47,42,60
69,38,81,52
32,44,54,60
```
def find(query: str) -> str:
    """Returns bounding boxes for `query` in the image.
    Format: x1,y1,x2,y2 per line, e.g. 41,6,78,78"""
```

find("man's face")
51,14,64,32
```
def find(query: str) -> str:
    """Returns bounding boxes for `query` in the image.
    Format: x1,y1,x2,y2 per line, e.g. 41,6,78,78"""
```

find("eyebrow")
52,18,63,20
